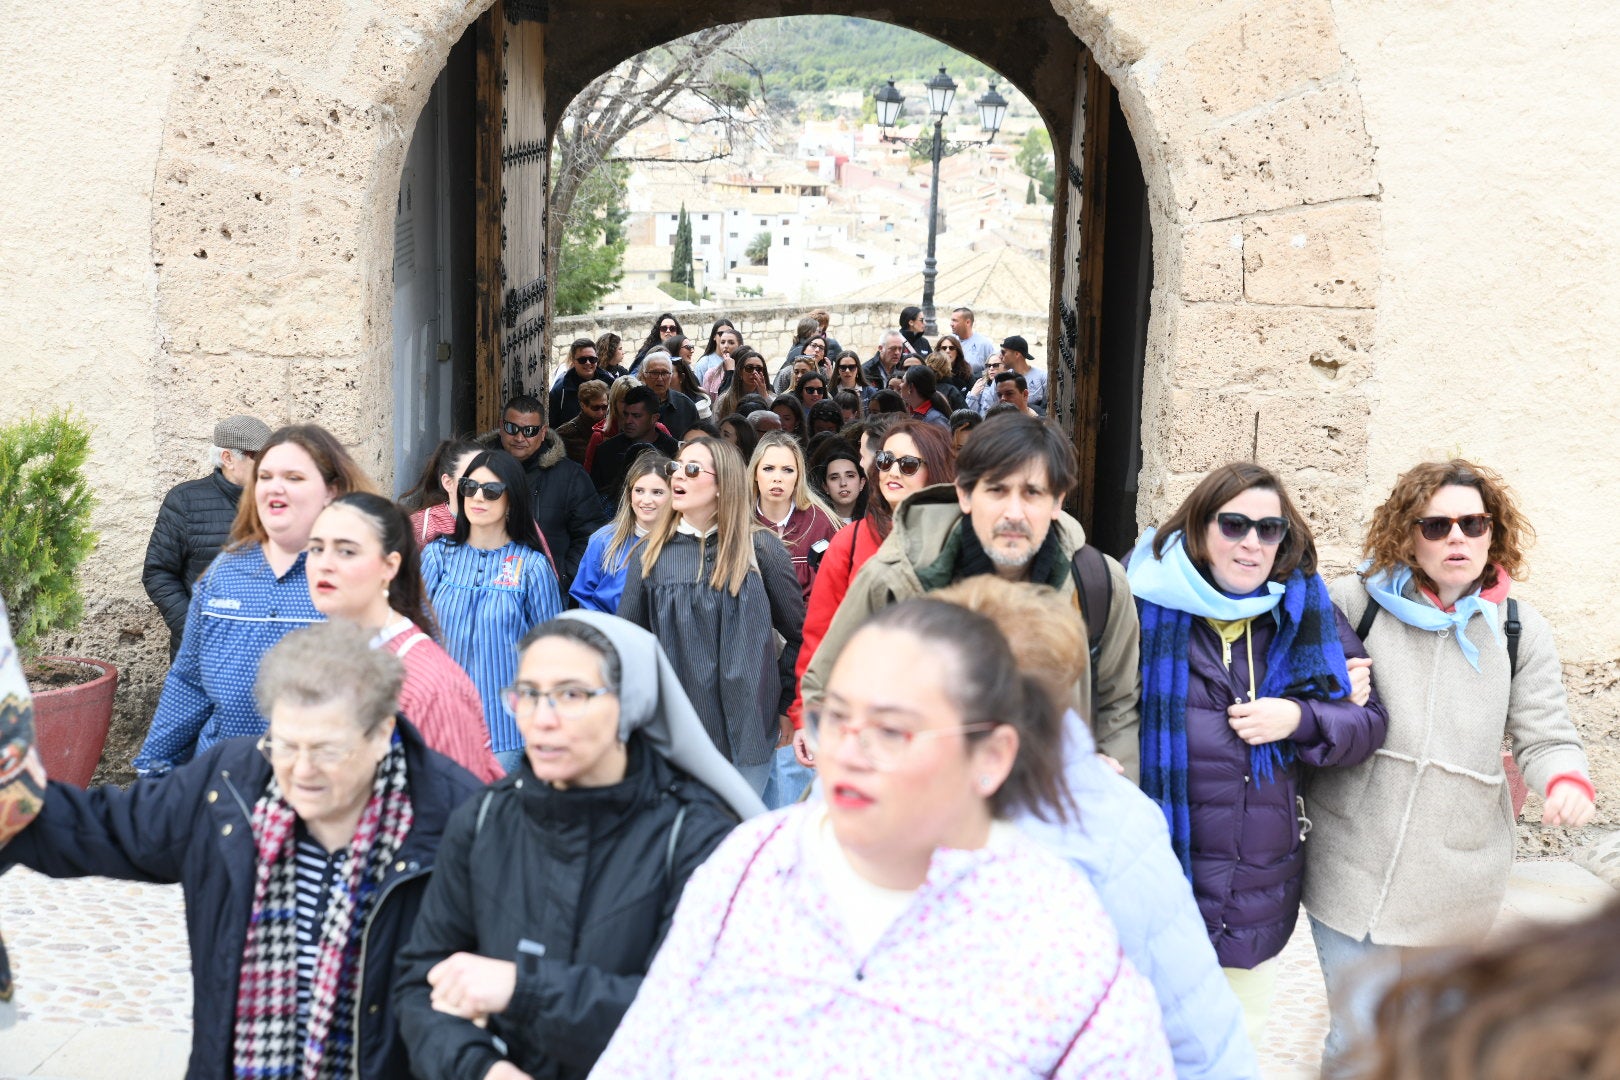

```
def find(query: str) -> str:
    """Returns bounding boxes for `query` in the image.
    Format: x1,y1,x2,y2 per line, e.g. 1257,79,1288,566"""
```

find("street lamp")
874,67,1006,335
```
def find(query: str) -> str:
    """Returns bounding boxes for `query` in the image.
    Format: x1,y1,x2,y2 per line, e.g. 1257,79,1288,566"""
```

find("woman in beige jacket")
1304,459,1596,1077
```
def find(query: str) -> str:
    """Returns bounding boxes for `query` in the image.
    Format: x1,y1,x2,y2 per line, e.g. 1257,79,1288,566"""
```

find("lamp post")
874,69,1008,335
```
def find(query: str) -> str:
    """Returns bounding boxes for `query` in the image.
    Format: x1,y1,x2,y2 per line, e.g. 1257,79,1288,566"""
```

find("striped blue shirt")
420,539,562,752
135,544,321,776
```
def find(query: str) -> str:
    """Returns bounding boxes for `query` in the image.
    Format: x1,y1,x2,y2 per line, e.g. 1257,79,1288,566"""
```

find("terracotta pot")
30,657,118,788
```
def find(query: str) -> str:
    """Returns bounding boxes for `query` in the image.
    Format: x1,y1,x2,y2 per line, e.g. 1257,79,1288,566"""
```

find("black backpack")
1355,594,1521,676
1070,545,1115,726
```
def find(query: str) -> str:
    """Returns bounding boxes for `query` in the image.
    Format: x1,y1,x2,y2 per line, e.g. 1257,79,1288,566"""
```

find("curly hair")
1360,896,1620,1080
1361,459,1533,591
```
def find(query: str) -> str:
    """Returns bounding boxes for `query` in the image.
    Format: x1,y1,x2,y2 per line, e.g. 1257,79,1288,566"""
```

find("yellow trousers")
1223,958,1279,1051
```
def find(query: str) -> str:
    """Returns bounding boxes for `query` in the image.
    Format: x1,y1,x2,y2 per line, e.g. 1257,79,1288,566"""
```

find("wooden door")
475,0,550,432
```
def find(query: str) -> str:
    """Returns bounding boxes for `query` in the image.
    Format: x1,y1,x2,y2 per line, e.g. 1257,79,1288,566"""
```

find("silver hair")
254,622,403,730
880,329,905,349
639,350,674,371
210,445,227,469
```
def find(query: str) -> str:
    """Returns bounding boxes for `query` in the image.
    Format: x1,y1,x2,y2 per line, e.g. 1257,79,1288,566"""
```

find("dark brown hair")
326,492,438,639
861,418,957,542
1362,459,1532,592
1153,461,1317,580
954,412,1077,498
1361,896,1620,1079
856,598,1073,822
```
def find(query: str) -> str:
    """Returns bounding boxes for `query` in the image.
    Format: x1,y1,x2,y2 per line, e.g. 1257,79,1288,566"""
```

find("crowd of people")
0,303,1605,1078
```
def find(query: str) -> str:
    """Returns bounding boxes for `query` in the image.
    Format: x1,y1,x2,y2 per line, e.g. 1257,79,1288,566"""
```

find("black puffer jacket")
0,720,480,1080
392,736,736,1080
142,470,243,654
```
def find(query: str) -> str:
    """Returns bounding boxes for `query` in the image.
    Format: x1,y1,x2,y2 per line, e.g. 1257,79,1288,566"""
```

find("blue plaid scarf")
1128,529,1350,877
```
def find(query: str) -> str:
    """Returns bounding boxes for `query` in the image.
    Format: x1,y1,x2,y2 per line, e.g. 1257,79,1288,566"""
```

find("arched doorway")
391,0,1152,545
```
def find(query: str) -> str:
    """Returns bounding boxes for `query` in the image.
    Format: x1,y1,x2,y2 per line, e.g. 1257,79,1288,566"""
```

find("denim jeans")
493,748,526,776
761,745,814,810
734,760,772,798
1309,914,1402,1078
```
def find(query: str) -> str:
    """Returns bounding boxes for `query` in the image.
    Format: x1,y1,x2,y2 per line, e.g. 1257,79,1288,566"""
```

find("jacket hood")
884,484,1087,582
555,610,767,820
479,426,565,471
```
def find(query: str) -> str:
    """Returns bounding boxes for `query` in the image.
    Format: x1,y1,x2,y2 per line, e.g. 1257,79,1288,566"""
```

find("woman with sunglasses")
831,348,875,409
928,334,972,411
715,347,774,420
594,599,1174,1076
697,323,741,395
1303,460,1595,1077
421,449,562,773
1124,462,1386,1049
135,425,377,777
571,452,672,614
966,354,1007,416
632,312,683,370
897,304,932,358
3,621,484,1079
790,419,956,761
394,613,761,1080
307,493,503,782
617,438,805,797
794,369,830,413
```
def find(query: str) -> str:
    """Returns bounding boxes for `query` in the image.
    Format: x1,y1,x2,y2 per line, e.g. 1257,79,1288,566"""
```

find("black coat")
590,430,680,501
142,469,243,654
0,720,481,1080
518,430,606,592
549,369,612,428
392,736,736,1080
653,388,699,441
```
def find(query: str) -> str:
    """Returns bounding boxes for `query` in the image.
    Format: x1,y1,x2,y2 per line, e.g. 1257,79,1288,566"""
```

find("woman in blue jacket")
570,452,671,613
1,622,481,1079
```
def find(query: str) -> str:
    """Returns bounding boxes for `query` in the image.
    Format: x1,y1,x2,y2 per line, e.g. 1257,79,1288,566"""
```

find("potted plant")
0,410,113,787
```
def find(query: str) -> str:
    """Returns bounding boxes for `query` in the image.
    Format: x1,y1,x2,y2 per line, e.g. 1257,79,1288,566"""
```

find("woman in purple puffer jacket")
1125,462,1387,1052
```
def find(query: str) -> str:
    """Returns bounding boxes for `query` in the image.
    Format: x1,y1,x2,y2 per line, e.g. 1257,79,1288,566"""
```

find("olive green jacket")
800,485,1142,783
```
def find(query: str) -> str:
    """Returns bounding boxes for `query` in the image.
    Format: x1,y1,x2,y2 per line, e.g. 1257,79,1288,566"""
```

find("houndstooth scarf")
232,736,413,1080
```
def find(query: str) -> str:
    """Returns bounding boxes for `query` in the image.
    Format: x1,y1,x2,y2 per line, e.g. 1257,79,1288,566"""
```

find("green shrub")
0,412,97,657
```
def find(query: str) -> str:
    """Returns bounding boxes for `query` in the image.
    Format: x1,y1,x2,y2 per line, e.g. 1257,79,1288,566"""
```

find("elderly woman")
592,599,1174,1076
1125,462,1387,1049
1,622,482,1078
135,424,375,777
1305,459,1597,1077
393,613,760,1080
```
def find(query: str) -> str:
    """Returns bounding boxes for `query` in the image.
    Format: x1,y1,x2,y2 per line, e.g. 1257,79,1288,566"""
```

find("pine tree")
671,205,694,289
1026,178,1037,205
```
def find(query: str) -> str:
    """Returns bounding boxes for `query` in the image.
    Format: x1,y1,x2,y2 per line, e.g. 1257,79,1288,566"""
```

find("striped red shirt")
379,621,503,783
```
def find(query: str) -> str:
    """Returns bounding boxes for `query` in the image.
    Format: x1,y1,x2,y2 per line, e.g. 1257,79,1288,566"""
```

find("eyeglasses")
665,460,715,479
502,684,612,719
804,708,995,772
458,478,509,501
874,451,925,476
643,367,673,378
1214,512,1289,545
1415,514,1492,541
502,421,542,438
257,734,369,769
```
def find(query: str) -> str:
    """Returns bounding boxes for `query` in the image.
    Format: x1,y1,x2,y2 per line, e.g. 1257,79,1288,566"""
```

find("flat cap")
213,415,272,453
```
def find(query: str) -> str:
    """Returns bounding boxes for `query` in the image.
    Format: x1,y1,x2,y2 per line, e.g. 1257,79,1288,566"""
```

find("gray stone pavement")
0,860,1612,1078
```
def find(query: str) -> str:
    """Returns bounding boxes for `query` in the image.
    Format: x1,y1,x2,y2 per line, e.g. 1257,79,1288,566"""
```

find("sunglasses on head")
1214,512,1289,545
664,460,714,479
875,451,925,476
1415,514,1492,541
502,421,542,438
458,478,509,501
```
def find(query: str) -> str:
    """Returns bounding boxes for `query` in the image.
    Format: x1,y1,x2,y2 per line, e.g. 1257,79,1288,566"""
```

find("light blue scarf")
1359,563,1501,672
1126,528,1285,620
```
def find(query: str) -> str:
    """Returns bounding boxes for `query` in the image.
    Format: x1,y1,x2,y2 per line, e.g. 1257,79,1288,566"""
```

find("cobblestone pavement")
1,860,1611,1078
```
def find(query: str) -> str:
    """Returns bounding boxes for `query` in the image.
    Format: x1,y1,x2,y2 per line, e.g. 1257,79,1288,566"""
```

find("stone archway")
148,0,1379,555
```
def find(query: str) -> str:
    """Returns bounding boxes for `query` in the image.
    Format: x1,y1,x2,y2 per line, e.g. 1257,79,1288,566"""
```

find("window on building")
700,235,711,244
781,218,788,226
701,214,710,221
729,232,738,239
783,237,791,247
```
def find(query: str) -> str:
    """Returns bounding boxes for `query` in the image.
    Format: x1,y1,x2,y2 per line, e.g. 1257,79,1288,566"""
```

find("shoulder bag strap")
1505,598,1521,678
1356,591,1380,643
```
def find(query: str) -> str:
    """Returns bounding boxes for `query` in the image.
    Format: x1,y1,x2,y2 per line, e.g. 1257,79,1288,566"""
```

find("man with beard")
799,413,1142,781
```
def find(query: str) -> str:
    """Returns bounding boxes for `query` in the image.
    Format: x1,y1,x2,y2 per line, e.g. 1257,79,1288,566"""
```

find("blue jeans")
1309,914,1402,1078
761,745,814,810
494,748,526,775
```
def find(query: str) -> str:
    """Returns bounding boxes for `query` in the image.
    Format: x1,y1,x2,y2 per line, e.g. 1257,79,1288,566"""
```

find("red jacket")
789,518,884,728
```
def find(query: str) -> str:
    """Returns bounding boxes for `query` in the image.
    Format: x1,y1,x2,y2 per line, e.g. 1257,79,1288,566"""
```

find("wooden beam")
1072,52,1111,531
473,1,506,434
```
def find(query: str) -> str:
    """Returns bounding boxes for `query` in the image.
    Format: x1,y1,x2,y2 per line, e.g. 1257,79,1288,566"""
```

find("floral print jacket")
591,803,1173,1078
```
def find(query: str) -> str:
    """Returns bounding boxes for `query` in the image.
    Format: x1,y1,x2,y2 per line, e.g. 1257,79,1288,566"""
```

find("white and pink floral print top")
591,802,1173,1078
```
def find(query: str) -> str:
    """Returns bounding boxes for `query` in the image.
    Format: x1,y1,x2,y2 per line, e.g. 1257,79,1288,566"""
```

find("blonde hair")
749,431,842,528
602,376,643,438
638,437,759,596
603,452,673,571
931,577,1088,716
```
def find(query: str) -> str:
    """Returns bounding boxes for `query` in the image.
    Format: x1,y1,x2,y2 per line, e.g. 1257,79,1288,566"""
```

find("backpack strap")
1504,598,1521,679
1355,594,1380,644
474,789,496,836
664,801,689,882
1070,544,1113,662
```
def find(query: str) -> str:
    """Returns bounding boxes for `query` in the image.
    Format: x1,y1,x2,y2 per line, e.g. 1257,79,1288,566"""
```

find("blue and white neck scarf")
1359,563,1502,672
1126,528,1286,621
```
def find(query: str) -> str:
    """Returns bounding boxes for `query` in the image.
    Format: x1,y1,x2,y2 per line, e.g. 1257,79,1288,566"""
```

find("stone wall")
549,302,1044,377
2,0,1616,841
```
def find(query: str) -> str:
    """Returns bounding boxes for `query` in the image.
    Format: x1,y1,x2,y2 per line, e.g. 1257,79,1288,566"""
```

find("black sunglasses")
837,364,859,372
458,478,509,501
1214,512,1289,545
1415,514,1492,541
664,460,714,479
502,421,542,438
802,385,826,396
874,451,925,477
743,365,766,374
575,355,598,365
658,323,678,333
